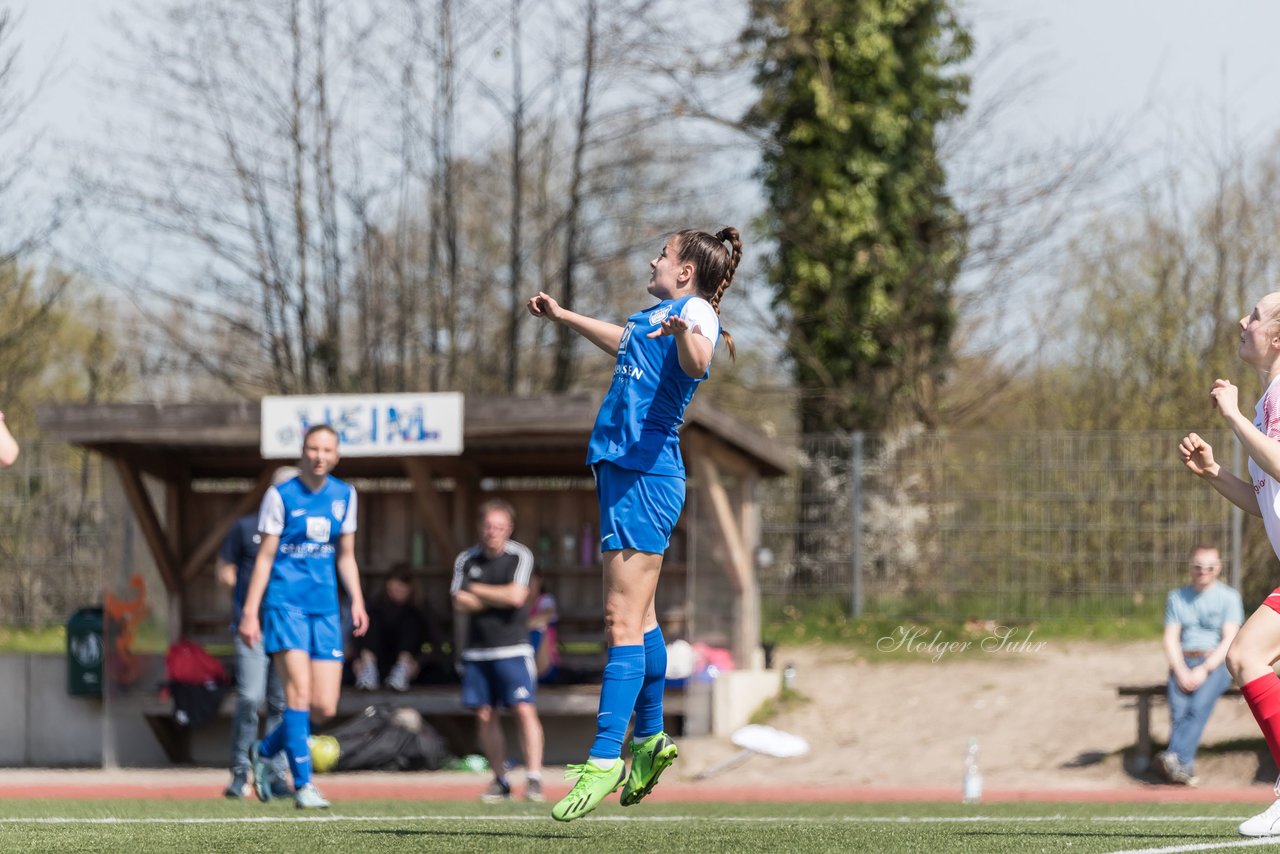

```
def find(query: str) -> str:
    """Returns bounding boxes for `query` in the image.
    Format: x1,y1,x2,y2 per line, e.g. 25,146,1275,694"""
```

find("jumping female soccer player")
1181,292,1280,837
239,424,368,809
528,226,742,821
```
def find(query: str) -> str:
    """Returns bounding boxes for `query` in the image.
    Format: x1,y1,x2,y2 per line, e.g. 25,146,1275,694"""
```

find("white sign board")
260,393,464,459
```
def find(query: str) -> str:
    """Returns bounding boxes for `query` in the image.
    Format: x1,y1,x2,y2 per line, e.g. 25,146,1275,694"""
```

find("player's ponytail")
674,226,743,361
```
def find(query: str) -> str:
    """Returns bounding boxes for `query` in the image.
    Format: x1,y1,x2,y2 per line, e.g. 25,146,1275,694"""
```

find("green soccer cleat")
620,732,678,807
551,760,625,822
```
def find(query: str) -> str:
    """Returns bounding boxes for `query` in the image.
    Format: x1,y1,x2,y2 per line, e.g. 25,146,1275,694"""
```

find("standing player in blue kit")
239,424,368,809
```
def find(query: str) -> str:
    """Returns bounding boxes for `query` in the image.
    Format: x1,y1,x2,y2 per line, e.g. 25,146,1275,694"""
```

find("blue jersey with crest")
587,295,715,478
258,475,358,615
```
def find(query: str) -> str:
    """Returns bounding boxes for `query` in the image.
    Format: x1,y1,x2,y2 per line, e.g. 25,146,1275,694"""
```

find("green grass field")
0,798,1266,854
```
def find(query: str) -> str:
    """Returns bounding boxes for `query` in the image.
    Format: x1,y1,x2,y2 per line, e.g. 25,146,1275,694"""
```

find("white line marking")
1104,839,1280,854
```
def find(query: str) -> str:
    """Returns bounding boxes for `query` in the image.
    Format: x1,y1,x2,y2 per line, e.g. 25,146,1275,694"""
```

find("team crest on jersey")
648,306,671,326
468,566,483,580
331,500,346,521
306,517,331,542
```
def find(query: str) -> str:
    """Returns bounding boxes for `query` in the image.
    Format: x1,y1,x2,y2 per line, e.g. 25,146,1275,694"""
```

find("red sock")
1242,672,1280,767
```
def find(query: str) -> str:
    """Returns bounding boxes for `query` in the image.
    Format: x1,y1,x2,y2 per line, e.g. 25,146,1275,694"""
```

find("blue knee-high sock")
282,708,312,789
588,645,645,760
261,716,288,759
632,626,667,741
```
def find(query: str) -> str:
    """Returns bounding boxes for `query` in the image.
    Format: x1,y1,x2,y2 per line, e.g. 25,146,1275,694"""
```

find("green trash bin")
66,606,104,697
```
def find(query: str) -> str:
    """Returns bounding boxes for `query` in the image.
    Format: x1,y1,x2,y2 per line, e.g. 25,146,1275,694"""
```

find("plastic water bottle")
782,662,797,691
962,736,983,804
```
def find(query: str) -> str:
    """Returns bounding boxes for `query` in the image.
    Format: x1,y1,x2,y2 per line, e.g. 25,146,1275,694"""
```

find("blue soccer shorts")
593,460,685,555
262,606,344,661
461,655,537,709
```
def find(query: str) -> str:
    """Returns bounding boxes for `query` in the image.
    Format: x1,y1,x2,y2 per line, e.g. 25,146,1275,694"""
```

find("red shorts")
1263,589,1280,615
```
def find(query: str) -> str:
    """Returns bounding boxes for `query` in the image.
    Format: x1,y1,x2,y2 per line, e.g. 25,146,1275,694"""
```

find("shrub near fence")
758,430,1272,622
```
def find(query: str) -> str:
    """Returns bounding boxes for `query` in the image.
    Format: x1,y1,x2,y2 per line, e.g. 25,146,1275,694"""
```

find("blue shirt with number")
258,475,358,615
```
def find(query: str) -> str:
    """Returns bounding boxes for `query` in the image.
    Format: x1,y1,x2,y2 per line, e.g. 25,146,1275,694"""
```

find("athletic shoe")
294,783,331,810
354,658,379,691
1155,750,1196,786
386,661,411,692
480,777,512,803
621,732,679,807
525,778,544,803
223,775,248,799
249,742,271,803
1240,798,1280,836
551,761,625,822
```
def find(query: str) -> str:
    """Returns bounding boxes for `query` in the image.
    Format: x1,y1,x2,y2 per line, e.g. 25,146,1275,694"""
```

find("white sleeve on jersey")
258,486,285,536
679,297,720,346
341,486,358,534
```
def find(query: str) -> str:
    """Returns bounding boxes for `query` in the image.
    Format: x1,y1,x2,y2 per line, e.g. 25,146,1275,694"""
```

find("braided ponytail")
674,226,743,361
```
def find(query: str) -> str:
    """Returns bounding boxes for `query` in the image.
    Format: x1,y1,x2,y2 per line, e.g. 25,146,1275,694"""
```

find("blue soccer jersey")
586,295,719,478
258,475,358,615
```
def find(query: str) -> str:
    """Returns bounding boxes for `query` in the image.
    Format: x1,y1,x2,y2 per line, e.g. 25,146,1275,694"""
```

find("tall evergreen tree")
747,0,971,432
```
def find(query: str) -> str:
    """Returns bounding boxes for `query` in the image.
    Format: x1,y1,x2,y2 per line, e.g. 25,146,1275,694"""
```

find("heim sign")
260,393,464,458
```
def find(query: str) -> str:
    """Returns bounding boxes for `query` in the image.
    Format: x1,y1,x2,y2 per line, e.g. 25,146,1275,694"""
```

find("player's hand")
1179,432,1219,478
1178,666,1207,693
350,601,369,637
527,292,562,321
647,314,700,339
238,612,261,647
1210,378,1240,419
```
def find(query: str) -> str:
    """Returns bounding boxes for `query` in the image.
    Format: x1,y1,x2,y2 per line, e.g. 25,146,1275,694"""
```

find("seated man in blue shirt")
1158,545,1244,785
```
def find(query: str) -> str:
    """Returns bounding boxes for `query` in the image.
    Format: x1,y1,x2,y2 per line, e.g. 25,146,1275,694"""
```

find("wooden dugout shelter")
37,393,789,668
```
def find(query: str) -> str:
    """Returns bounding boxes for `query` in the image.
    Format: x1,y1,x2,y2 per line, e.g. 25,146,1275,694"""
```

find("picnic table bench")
1117,683,1243,771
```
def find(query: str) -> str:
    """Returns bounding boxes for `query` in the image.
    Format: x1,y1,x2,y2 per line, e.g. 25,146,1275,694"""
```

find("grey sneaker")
223,775,248,799
249,743,272,803
480,777,512,803
525,777,544,803
386,661,411,692
294,783,331,809
354,659,378,691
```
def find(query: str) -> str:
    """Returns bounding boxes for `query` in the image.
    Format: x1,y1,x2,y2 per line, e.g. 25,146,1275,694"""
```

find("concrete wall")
711,668,782,736
0,654,104,766
0,654,174,768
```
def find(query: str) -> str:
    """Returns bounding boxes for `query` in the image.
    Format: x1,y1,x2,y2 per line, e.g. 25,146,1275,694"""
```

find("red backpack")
165,638,229,686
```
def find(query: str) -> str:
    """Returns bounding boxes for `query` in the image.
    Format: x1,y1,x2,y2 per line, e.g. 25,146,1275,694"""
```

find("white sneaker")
354,659,378,691
386,661,411,692
294,783,331,810
1239,798,1280,836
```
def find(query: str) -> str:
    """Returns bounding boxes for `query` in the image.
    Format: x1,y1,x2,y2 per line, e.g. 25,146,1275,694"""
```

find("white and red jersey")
1248,376,1280,559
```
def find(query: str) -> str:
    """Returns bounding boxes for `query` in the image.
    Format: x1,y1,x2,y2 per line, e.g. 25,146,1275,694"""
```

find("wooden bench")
143,684,687,764
1117,683,1243,771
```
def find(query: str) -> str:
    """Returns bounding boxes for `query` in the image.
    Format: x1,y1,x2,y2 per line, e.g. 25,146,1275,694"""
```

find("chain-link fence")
758,429,1263,621
0,442,105,625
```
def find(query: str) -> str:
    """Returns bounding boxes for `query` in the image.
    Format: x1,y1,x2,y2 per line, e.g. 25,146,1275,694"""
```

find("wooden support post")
180,466,278,582
112,458,180,599
403,458,461,564
688,435,757,667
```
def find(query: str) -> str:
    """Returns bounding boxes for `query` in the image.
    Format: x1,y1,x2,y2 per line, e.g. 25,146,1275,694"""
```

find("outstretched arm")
1210,379,1280,482
527,291,625,356
1179,431,1262,517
